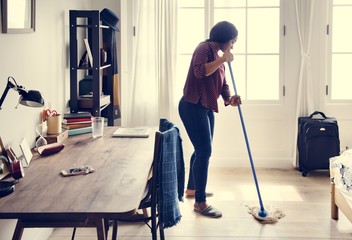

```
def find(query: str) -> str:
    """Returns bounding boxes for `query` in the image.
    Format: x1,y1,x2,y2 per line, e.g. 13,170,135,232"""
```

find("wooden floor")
48,167,352,240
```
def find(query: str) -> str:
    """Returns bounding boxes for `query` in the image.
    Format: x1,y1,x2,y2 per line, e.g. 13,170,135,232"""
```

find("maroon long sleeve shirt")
182,41,231,113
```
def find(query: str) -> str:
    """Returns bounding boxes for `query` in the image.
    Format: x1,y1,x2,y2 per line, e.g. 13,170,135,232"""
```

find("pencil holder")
47,114,62,134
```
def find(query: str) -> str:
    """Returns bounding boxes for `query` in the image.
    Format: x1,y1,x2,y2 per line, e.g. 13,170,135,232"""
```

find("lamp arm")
0,79,16,110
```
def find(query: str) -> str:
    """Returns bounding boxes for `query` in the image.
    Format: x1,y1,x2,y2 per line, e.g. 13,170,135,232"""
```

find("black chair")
110,119,185,240
71,121,184,240
110,131,165,240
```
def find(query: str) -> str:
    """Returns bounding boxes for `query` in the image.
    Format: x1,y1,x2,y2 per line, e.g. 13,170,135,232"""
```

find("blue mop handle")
227,62,266,215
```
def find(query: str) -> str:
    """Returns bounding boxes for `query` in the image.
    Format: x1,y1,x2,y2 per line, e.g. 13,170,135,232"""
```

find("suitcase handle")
309,111,327,119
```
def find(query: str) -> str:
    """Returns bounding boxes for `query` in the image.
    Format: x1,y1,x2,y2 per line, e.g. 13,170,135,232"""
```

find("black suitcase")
297,111,340,176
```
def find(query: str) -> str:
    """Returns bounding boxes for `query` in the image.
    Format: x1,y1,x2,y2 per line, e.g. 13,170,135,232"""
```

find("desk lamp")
0,76,45,110
0,76,44,197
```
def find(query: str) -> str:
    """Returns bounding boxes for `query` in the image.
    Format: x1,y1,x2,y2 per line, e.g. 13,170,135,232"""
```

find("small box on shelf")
78,95,110,108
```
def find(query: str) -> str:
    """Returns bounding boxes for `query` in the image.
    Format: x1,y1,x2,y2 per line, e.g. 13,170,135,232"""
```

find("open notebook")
112,127,150,138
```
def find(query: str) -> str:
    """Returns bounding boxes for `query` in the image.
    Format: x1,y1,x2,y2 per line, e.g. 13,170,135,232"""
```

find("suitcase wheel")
302,171,308,177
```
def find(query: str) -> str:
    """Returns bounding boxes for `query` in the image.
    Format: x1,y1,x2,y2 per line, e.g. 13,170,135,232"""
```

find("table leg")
331,183,339,220
112,220,118,240
11,217,108,240
95,218,106,240
12,219,24,240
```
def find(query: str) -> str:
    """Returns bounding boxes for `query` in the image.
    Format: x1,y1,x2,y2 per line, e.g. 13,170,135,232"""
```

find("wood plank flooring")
48,167,352,239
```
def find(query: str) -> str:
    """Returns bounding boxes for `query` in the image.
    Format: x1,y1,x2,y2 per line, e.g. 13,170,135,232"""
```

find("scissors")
45,109,58,117
42,109,58,122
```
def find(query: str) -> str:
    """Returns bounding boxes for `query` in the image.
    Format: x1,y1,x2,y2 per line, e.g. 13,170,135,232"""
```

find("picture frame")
19,138,32,167
1,0,36,33
0,155,10,180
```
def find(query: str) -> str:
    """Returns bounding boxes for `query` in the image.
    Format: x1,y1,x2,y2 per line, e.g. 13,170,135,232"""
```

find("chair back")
151,131,162,222
110,121,184,240
140,131,162,212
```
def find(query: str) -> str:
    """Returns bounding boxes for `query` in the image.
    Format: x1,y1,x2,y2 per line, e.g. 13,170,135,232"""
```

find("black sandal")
194,205,222,218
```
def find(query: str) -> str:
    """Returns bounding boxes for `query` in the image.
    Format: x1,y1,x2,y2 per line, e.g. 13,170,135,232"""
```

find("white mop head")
246,205,285,224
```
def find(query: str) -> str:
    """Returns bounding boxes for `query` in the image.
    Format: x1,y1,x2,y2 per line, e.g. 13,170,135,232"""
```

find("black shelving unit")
69,10,115,126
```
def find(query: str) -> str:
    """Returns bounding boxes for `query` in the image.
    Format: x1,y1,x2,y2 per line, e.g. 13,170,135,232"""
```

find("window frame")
327,0,352,103
176,0,285,104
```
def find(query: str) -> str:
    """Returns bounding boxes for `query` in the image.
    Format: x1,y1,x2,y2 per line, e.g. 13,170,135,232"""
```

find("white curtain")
292,0,315,167
122,0,177,127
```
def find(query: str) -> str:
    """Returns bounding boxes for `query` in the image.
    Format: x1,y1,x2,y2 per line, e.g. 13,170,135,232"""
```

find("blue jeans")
178,97,214,203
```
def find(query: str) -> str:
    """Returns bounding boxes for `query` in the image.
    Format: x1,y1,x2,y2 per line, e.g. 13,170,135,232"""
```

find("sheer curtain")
292,0,315,167
122,0,177,127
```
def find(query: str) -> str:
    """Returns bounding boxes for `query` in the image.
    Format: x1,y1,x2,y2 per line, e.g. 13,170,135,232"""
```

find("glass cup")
91,117,104,138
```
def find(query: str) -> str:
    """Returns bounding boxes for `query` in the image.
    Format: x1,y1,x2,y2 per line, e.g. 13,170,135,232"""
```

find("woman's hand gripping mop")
227,62,285,223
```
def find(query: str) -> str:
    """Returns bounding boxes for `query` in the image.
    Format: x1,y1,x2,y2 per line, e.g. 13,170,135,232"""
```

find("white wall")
0,1,119,239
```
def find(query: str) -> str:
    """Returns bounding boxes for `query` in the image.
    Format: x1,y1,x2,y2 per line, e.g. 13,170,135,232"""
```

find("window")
330,0,352,101
176,0,282,102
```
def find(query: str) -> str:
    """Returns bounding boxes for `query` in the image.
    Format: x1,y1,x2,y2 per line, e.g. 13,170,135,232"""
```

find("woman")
178,21,241,218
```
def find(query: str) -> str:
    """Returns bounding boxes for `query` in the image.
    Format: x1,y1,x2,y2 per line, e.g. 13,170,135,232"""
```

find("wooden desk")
0,127,155,240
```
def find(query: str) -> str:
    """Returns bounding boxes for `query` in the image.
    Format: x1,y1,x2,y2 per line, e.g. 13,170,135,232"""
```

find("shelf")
75,24,109,29
76,24,93,28
69,10,118,126
76,64,111,70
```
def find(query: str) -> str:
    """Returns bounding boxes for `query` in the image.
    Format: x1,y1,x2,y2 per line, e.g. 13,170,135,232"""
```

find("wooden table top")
0,127,155,219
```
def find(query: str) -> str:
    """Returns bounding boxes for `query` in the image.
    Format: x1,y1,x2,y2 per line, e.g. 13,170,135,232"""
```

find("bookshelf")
69,10,116,126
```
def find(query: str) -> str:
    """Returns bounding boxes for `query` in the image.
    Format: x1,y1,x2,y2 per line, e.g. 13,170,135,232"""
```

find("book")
112,127,150,138
68,126,92,136
84,39,93,66
63,112,92,119
63,118,92,124
62,122,91,130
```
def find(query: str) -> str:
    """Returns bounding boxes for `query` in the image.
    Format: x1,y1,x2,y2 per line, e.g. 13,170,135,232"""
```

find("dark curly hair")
207,21,238,43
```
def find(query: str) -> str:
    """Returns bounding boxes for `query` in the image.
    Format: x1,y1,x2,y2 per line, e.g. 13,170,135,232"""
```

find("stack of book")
62,112,92,136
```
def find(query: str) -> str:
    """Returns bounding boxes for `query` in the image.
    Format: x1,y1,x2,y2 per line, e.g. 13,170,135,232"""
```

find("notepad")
112,127,150,138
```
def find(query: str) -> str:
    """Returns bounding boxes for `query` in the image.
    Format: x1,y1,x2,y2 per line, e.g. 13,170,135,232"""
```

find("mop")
227,62,285,223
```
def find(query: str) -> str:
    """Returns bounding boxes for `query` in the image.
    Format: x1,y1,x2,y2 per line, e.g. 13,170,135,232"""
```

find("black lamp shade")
0,76,45,110
19,90,45,107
